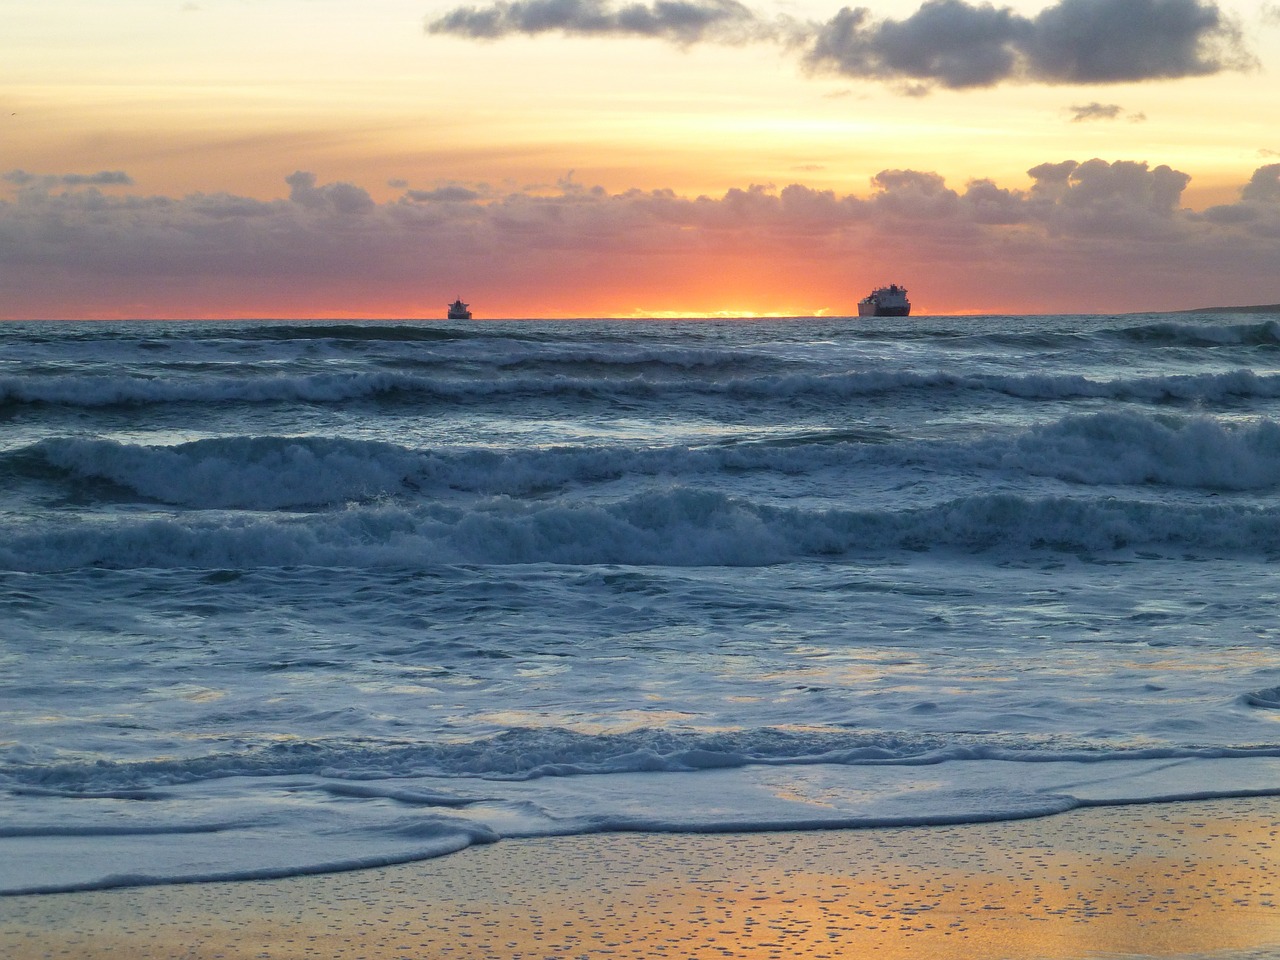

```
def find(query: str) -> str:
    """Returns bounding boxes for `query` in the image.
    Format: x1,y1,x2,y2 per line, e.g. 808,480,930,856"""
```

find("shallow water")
4,799,1279,960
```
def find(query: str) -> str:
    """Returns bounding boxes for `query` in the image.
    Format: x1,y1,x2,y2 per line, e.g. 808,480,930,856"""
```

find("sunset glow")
3,0,1280,318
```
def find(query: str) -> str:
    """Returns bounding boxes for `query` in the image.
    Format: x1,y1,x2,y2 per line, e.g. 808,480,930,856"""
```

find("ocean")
3,312,1280,896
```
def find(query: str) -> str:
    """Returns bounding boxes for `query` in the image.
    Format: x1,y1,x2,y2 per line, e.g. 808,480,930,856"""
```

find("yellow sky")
6,0,1275,199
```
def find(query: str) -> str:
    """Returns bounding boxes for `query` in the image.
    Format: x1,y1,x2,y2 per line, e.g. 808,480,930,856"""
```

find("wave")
1243,687,1280,709
6,365,1280,412
0,370,426,408
15,410,1280,514
20,432,893,508
8,726,1280,791
955,316,1280,349
27,436,439,508
239,322,482,343
994,412,1280,490
839,316,1280,351
8,315,1280,359
1117,318,1280,347
6,727,1280,895
2,488,1277,571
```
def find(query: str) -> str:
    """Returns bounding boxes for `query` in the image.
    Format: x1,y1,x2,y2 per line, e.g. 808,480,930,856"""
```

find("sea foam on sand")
2,797,1278,960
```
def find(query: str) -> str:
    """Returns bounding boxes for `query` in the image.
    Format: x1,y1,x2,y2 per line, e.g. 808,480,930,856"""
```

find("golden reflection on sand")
2,798,1278,960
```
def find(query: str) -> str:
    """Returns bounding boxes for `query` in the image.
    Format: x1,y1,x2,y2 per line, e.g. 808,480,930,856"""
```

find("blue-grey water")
4,313,1280,894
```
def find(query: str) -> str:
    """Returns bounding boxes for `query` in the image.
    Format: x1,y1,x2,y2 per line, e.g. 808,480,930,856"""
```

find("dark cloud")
1026,0,1251,83
426,0,785,45
806,0,1253,89
430,0,1255,91
806,2,1028,89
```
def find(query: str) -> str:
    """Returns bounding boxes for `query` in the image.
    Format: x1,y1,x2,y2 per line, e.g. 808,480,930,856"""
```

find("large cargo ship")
857,284,910,317
447,298,472,320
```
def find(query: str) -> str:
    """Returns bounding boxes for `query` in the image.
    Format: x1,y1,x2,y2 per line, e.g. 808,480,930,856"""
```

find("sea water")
3,313,1280,895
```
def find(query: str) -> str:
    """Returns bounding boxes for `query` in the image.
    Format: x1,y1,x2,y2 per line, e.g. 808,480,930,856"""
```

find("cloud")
1025,158,1193,238
404,186,486,202
1240,164,1280,203
805,1,1028,89
285,170,375,215
1030,0,1252,83
866,169,959,217
426,0,789,45
4,169,134,188
1199,165,1280,230
1068,102,1121,121
1067,102,1147,122
805,0,1254,89
429,0,1254,91
2,161,1278,317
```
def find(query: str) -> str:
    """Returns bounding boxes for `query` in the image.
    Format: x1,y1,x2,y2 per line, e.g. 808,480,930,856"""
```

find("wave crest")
1002,413,1280,490
2,490,1277,571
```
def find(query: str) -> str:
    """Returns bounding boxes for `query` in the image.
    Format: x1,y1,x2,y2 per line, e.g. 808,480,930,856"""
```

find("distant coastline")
1177,303,1280,314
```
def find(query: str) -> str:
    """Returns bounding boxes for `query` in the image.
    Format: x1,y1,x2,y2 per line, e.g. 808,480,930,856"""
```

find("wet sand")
2,797,1279,960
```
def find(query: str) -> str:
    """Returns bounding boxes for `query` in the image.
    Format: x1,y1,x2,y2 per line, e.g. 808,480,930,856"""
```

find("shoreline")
3,796,1279,960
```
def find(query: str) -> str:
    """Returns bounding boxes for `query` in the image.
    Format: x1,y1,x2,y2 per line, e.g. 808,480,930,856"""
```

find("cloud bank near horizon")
427,0,1254,90
2,159,1278,316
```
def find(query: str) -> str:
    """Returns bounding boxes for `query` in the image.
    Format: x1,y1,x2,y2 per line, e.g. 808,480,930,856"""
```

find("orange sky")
2,0,1279,318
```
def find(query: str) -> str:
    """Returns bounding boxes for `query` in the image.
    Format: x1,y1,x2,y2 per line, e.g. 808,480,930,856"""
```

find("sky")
2,0,1279,318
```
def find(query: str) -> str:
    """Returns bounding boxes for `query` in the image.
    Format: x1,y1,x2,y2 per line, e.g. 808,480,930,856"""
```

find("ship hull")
858,302,910,317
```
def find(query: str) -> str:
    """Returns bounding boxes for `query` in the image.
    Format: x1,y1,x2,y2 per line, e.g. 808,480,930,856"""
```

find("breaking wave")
6,367,1280,410
2,489,1277,572
13,410,1280,514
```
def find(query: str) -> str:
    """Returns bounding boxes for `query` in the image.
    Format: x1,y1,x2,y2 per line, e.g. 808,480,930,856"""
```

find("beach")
3,797,1278,960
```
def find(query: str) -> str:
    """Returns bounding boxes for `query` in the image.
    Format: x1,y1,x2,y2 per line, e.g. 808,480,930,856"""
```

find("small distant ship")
447,298,472,320
857,284,910,317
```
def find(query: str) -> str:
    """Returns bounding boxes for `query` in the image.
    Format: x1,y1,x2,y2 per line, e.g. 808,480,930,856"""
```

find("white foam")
6,757,1280,895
